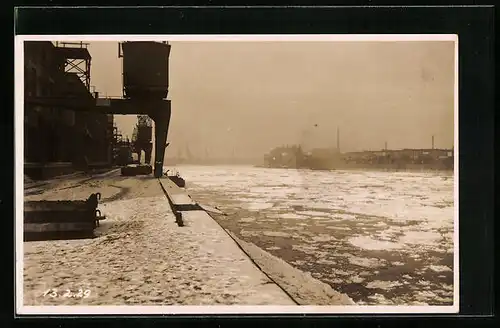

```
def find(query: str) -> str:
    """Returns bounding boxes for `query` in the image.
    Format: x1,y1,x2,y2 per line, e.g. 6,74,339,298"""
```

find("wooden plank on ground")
24,222,95,233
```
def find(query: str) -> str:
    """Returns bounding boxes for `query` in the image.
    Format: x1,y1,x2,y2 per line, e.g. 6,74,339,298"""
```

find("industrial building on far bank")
263,129,453,171
264,145,453,171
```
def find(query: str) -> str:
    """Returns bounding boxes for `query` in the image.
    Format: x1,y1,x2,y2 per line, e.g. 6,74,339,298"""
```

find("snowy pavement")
22,173,297,306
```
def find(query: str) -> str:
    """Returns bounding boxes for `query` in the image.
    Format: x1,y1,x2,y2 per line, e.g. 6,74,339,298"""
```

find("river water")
169,164,455,306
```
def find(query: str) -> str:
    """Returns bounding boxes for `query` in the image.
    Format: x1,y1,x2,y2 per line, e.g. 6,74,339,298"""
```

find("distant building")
263,145,453,171
264,145,305,168
342,148,453,167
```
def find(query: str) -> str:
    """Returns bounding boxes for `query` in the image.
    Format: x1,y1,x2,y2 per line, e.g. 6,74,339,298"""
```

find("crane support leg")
150,108,171,178
144,143,153,165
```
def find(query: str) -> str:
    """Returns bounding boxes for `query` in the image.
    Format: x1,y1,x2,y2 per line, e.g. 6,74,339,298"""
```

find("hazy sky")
87,40,455,158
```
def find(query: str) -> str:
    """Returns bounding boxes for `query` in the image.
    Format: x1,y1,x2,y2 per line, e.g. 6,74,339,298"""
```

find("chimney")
337,127,340,152
384,141,388,151
432,135,435,149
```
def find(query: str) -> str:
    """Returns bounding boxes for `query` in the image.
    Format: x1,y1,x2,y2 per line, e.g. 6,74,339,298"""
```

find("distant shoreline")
309,167,453,174
166,163,453,174
256,165,454,174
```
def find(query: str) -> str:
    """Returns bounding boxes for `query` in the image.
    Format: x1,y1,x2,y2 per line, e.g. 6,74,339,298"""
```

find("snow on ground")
23,174,296,306
173,164,455,306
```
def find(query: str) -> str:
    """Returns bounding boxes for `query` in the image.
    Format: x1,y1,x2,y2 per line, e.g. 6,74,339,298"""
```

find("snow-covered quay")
21,170,354,307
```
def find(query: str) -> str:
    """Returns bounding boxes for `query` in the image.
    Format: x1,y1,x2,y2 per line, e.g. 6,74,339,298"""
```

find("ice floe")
349,256,387,268
262,231,291,238
429,265,452,272
239,217,256,223
366,280,404,290
349,235,402,251
245,202,274,211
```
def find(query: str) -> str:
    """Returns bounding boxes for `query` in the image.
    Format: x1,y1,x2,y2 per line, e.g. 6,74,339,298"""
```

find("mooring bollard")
175,212,184,227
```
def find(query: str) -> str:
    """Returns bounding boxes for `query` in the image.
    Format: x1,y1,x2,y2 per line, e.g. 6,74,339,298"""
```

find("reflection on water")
170,164,455,306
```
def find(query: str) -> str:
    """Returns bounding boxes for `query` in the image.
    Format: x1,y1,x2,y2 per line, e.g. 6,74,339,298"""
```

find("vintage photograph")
16,35,458,314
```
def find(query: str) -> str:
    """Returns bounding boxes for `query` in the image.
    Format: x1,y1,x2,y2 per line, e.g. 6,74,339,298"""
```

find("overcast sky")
87,40,455,159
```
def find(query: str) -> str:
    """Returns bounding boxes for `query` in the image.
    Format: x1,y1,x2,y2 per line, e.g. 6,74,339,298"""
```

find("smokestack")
337,127,340,152
385,141,387,151
432,135,435,149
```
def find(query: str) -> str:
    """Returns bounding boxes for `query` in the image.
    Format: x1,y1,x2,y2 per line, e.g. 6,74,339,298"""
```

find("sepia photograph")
15,35,458,314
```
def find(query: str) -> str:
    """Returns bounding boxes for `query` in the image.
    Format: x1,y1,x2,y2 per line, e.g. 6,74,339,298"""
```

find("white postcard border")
15,34,459,315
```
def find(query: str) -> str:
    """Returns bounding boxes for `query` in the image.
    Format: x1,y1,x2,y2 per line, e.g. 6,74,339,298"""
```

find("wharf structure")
24,41,115,179
24,41,173,179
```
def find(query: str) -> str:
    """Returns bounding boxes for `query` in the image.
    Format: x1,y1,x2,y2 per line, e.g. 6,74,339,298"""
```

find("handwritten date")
43,288,91,299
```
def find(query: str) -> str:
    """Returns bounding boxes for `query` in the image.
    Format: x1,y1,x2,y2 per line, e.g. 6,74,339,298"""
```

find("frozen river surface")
171,165,455,306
